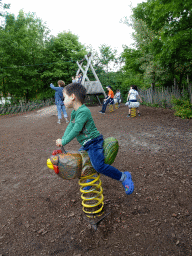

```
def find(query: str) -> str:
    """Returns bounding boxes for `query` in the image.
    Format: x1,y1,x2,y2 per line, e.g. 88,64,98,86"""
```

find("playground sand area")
0,104,192,256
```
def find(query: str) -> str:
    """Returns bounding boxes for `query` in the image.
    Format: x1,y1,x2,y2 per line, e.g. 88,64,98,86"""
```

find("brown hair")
64,83,86,104
58,80,65,87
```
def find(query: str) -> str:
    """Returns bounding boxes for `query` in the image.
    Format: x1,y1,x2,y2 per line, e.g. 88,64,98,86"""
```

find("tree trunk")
174,77,177,91
26,89,29,103
179,73,184,90
189,83,192,104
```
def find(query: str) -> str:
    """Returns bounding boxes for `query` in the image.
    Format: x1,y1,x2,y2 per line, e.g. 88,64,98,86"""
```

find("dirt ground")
0,104,192,256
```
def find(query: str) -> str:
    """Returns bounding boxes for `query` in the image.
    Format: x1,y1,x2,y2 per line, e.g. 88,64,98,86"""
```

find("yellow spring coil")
109,104,114,112
131,108,136,117
78,173,104,217
115,102,119,109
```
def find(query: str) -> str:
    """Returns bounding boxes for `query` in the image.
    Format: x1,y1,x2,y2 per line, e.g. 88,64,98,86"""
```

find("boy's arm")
50,83,60,91
63,122,73,137
56,123,73,147
61,112,88,146
105,92,112,101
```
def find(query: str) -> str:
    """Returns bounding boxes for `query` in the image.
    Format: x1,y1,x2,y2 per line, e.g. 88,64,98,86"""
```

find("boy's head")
63,83,87,107
106,86,112,91
58,80,65,87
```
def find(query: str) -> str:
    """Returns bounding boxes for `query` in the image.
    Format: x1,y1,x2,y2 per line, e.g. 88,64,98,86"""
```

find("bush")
141,101,160,108
161,99,167,109
171,96,192,119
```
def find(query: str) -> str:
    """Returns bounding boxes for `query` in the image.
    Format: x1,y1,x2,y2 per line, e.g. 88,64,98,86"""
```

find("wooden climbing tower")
76,53,106,104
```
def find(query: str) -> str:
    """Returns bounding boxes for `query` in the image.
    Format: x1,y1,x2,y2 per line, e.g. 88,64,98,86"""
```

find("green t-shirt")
61,104,100,146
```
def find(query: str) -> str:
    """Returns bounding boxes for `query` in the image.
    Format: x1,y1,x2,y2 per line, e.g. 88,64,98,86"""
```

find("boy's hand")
56,139,62,147
50,83,54,86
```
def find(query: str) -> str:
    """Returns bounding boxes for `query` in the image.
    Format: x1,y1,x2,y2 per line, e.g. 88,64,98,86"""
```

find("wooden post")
21,101,23,112
189,83,192,104
85,55,100,82
81,55,92,85
151,83,155,103
96,95,102,105
76,61,90,82
174,77,177,91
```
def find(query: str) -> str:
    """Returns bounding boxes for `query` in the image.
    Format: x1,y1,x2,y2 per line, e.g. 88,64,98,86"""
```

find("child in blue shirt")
50,80,69,124
56,83,134,195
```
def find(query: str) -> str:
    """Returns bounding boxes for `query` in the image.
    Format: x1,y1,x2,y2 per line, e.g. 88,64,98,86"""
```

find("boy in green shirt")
56,83,134,195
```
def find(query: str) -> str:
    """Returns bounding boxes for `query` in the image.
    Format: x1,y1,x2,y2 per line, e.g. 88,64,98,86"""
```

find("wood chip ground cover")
0,105,191,256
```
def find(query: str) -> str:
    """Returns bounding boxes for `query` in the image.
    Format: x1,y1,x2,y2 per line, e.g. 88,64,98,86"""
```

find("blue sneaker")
122,172,134,195
83,179,93,191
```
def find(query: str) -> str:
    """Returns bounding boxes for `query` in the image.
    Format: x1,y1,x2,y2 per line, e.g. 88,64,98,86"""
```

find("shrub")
161,99,167,108
171,96,192,119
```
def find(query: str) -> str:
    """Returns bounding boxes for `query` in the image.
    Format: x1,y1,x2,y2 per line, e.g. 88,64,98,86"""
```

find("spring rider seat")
128,101,140,117
114,98,121,110
47,137,119,222
109,103,114,112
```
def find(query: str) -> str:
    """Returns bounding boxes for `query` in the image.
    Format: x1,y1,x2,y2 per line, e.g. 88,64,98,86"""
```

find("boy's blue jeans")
79,135,122,181
101,98,114,113
57,104,68,119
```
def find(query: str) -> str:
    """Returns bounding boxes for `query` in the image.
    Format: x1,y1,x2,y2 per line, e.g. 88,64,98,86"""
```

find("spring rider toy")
126,101,140,117
47,137,119,229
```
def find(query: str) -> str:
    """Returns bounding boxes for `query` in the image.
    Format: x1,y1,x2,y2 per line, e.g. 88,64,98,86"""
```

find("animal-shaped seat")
47,137,119,180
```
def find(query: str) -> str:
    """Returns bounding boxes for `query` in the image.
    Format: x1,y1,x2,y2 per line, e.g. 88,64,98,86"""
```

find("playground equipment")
76,53,106,104
131,108,137,117
109,103,114,112
47,137,119,226
79,173,104,217
125,101,140,117
109,98,121,112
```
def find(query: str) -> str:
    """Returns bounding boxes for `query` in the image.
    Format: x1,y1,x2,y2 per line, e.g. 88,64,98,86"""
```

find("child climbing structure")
76,52,106,104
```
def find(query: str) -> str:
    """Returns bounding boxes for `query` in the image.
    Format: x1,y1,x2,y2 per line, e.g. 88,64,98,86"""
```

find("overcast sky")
5,0,146,55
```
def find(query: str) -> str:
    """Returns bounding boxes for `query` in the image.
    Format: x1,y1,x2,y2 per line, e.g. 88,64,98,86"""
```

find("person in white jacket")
127,85,142,117
114,89,121,107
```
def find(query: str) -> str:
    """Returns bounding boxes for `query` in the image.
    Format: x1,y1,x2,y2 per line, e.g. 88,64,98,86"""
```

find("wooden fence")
0,98,54,115
139,84,192,108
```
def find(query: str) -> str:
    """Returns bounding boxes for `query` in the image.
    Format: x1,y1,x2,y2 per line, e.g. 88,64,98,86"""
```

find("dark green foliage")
122,0,192,90
41,32,86,85
0,10,87,101
171,91,192,119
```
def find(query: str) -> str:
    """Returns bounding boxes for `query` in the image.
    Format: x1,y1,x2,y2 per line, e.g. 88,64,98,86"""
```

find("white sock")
120,172,126,182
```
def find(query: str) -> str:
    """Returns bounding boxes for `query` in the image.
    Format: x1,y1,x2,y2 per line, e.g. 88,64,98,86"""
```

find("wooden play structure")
76,53,106,104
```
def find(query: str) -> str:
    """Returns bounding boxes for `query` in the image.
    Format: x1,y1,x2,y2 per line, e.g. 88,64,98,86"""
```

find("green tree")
98,44,117,73
132,0,192,88
0,10,49,101
0,0,10,26
41,32,87,87
121,47,145,91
